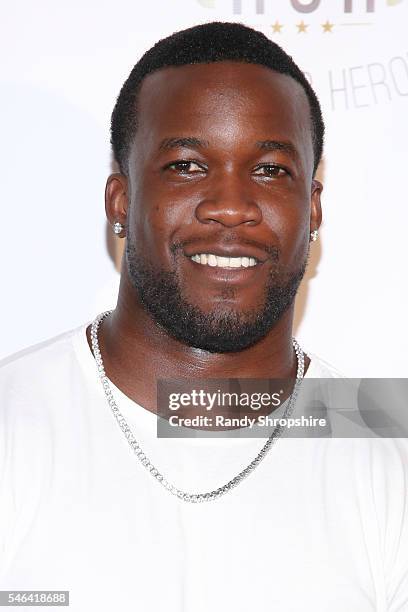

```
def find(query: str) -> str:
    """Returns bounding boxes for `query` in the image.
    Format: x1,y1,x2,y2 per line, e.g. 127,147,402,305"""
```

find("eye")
165,160,207,174
253,164,289,178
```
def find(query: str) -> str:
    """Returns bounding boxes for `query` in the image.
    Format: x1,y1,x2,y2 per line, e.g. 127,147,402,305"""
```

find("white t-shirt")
0,324,407,611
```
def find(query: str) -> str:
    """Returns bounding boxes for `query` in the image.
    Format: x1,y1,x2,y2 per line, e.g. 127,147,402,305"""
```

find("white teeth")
189,254,259,268
217,256,230,267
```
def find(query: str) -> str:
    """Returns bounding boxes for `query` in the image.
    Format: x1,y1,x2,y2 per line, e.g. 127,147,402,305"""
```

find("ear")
310,179,323,234
105,173,129,238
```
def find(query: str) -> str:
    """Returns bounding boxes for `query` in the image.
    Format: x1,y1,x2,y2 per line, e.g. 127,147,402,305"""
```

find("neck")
86,270,309,414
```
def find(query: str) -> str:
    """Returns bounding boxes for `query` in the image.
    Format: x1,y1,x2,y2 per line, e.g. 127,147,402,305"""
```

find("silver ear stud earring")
112,222,124,235
310,229,318,242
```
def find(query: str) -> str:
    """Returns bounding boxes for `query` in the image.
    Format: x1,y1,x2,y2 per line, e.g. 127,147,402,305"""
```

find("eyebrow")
255,140,299,160
157,136,298,159
158,137,209,151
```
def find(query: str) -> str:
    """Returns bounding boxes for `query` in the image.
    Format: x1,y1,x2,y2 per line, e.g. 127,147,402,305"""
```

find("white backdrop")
1,0,407,376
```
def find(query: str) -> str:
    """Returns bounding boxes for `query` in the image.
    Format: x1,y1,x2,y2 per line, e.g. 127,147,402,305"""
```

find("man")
0,22,407,612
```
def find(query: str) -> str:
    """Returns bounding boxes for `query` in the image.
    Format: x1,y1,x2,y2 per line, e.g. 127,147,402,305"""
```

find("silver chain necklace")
91,310,305,503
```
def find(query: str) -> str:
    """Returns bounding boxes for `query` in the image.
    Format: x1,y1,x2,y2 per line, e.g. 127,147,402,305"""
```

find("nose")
194,174,262,227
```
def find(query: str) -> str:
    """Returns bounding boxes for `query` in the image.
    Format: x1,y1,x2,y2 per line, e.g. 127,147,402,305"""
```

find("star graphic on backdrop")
271,21,283,33
322,20,334,32
296,20,308,33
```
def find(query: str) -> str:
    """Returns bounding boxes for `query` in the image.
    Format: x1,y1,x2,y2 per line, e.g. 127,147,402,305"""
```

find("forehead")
135,61,313,163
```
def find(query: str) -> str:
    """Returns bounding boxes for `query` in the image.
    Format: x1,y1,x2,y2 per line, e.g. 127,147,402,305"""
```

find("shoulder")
0,324,87,379
0,324,94,554
305,352,345,378
0,322,96,496
0,323,91,417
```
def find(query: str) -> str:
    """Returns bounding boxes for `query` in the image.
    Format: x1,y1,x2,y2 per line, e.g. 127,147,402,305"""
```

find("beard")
125,240,308,353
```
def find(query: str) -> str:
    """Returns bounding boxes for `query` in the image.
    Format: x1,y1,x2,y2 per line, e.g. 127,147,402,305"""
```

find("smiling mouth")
189,253,259,269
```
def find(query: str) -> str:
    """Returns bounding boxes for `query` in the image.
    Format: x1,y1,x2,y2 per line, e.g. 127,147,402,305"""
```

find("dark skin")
86,62,322,416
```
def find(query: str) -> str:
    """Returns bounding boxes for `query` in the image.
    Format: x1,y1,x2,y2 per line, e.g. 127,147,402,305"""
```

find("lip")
185,256,266,285
183,244,269,264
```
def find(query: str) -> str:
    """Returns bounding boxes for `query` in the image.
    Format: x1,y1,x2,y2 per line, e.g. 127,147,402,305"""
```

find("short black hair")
111,21,324,176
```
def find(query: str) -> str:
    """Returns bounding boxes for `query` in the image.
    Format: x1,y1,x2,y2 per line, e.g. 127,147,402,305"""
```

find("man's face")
122,62,321,352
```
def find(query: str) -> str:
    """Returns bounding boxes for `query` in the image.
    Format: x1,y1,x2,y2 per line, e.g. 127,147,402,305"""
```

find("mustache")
171,234,280,261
